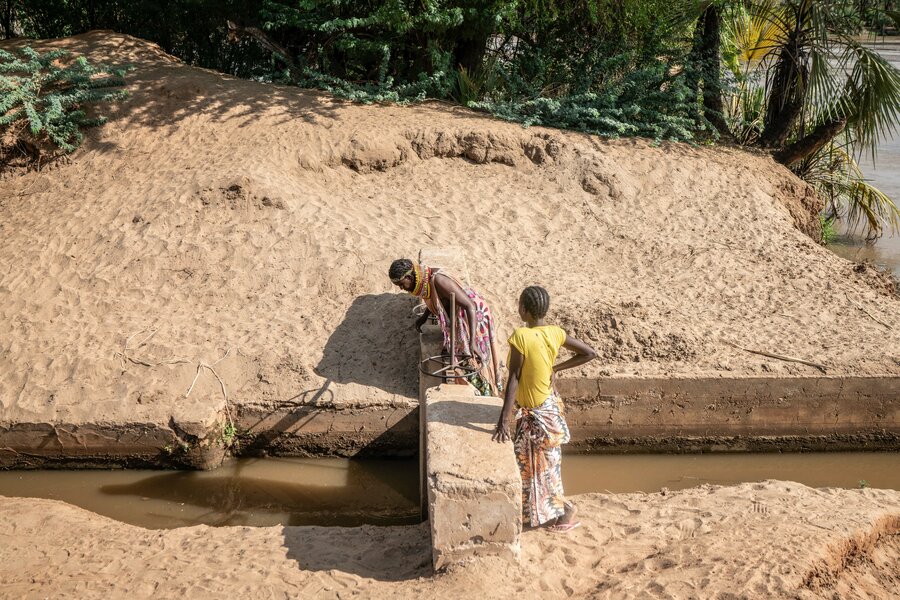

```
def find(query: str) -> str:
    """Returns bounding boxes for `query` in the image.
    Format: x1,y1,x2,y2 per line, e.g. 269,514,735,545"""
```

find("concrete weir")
423,384,521,568
418,246,522,568
559,375,900,452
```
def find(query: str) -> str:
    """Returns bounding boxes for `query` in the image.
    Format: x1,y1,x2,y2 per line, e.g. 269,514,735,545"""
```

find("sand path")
1,482,897,598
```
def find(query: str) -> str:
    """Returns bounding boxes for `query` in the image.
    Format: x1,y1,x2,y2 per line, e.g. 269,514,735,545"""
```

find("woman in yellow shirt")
492,285,597,532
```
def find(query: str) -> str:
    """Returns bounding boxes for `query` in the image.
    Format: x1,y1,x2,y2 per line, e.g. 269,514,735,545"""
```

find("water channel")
1,452,898,529
0,458,422,529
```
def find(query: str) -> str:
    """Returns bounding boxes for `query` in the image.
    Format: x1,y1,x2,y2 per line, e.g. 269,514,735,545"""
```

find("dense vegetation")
0,46,127,164
2,0,899,236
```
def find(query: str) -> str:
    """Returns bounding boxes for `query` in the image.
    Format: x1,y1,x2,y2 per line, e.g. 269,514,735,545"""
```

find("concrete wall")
236,404,418,458
424,384,521,569
0,403,420,469
0,422,189,469
558,376,900,452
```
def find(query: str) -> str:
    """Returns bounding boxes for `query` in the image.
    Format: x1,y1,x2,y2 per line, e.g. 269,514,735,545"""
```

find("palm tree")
688,0,900,236
749,1,900,165
687,3,731,135
699,0,900,163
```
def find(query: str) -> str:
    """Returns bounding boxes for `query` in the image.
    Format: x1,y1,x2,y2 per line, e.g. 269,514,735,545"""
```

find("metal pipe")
449,292,457,383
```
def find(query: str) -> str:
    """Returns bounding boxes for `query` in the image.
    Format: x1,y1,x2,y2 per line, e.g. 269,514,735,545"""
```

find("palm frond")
726,2,787,64
845,179,900,238
748,0,794,41
808,44,849,111
798,137,900,238
840,42,900,161
726,82,766,143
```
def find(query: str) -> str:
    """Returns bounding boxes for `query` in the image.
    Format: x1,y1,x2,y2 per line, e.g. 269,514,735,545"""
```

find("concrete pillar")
417,245,473,517
424,384,521,569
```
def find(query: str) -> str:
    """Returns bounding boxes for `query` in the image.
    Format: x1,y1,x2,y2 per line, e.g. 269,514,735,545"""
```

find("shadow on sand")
316,293,420,398
281,525,432,581
427,398,500,436
0,32,344,163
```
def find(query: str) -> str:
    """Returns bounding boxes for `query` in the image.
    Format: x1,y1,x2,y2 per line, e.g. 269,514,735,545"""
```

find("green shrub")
820,215,837,245
0,46,130,155
472,52,712,143
250,1,707,141
7,1,709,144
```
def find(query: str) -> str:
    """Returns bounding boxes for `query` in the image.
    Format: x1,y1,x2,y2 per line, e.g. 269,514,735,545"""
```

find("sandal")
547,521,581,533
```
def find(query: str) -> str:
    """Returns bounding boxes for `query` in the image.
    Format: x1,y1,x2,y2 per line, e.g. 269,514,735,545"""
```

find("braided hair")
389,258,414,281
520,285,551,319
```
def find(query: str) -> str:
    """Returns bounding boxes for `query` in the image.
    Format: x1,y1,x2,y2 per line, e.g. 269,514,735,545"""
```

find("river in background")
827,38,900,276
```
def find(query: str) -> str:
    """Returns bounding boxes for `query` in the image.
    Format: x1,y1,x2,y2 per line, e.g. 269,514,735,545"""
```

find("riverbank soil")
1,482,897,598
2,31,900,463
2,29,900,599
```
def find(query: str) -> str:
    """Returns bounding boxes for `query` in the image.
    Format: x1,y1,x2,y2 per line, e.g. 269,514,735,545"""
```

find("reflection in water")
563,452,900,494
827,40,900,277
3,453,899,530
0,457,420,529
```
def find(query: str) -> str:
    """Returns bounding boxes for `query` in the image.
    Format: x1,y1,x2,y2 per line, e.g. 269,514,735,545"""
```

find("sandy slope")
1,32,900,432
0,482,897,599
1,31,900,600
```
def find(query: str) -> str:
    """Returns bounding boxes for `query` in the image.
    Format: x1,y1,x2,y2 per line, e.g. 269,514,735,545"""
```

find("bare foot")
539,502,579,529
556,501,578,526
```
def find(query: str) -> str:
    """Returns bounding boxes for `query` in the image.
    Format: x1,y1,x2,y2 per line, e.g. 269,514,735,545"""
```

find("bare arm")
414,307,431,332
492,346,522,443
432,273,482,360
553,335,598,379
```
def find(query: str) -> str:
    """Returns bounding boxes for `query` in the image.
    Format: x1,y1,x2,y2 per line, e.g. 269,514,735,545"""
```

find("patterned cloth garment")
514,391,571,527
412,264,500,396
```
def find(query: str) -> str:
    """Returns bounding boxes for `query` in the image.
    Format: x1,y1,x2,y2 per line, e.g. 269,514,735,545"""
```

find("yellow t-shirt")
508,325,567,409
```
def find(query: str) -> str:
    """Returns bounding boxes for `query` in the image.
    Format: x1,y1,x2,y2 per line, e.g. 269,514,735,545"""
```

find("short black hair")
520,285,550,319
389,258,414,281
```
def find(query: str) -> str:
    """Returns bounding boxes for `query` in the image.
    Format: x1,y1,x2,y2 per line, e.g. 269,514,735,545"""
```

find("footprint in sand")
643,556,677,572
678,517,703,539
751,500,769,515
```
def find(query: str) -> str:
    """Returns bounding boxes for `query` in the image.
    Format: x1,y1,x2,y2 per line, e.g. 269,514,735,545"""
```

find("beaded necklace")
411,264,432,300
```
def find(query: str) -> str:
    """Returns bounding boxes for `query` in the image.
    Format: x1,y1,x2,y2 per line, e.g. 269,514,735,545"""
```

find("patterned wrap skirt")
514,392,571,527
428,286,500,396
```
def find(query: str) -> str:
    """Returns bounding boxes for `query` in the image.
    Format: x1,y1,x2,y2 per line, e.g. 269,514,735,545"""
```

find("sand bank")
1,482,897,598
1,32,899,463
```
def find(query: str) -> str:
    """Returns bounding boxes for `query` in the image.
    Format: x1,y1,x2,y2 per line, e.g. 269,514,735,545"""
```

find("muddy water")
2,453,898,529
562,452,900,495
827,39,900,276
0,457,421,529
